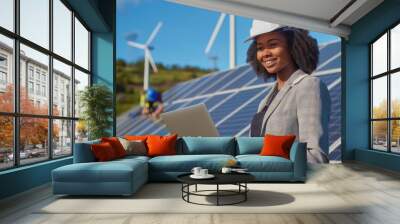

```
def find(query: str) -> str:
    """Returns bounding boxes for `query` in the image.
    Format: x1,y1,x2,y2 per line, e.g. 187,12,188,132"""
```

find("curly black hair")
246,27,319,78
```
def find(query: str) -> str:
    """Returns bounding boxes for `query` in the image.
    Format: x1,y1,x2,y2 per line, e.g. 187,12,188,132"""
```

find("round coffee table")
177,173,255,206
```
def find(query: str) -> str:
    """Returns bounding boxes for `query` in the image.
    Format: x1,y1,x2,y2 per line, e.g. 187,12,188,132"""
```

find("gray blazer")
250,69,331,163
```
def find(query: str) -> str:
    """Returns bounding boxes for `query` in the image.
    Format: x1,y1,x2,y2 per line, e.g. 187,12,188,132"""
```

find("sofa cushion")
101,137,127,158
178,137,235,155
118,138,147,156
235,137,263,155
236,155,293,172
124,135,148,141
52,158,147,183
147,134,178,157
148,154,235,172
116,155,150,163
90,142,118,162
260,134,296,159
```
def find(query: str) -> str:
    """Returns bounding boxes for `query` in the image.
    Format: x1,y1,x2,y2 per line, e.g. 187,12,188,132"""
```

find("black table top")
177,172,255,185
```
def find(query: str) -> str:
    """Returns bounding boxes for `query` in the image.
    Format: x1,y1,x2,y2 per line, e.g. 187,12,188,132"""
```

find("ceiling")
169,0,384,38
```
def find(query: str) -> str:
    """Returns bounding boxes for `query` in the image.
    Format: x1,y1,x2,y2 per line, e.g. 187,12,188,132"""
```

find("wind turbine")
127,22,163,91
205,13,236,70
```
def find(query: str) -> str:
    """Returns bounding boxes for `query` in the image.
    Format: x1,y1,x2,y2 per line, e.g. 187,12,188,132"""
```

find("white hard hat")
245,20,285,42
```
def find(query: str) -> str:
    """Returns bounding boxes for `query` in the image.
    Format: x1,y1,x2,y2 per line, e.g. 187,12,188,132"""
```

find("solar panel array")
117,41,342,161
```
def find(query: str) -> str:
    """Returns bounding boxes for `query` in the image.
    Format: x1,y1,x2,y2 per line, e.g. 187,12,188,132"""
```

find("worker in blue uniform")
141,88,164,119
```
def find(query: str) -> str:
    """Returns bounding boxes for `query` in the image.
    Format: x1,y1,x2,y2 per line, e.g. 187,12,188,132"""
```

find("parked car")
7,150,32,161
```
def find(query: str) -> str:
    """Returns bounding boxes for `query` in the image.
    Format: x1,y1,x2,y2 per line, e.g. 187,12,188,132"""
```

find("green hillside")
116,59,213,116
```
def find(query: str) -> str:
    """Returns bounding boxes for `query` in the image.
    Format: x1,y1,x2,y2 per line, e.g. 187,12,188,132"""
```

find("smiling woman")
246,20,330,163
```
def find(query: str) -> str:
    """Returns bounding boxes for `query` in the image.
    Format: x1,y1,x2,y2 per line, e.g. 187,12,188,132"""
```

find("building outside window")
371,22,400,154
0,0,91,170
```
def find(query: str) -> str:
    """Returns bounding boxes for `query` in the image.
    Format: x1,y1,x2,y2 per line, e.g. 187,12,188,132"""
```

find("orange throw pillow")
146,134,178,157
101,137,127,158
124,135,148,141
91,142,117,161
259,134,296,159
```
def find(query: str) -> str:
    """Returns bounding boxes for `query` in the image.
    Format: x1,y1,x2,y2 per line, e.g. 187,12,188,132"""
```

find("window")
53,0,72,60
28,67,34,80
0,71,6,85
35,70,41,81
41,73,46,82
36,84,40,95
20,117,48,164
74,69,89,118
28,81,34,94
53,120,72,158
0,34,13,113
53,59,72,117
0,0,91,170
0,0,14,32
75,17,89,70
0,55,7,67
0,54,8,86
371,23,400,154
20,0,49,49
0,116,13,170
42,85,46,97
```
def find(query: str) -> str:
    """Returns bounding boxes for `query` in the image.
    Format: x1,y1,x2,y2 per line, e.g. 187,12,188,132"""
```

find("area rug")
37,183,361,214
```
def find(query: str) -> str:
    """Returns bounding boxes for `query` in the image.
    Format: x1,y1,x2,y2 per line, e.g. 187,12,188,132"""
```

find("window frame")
370,20,400,154
0,0,92,171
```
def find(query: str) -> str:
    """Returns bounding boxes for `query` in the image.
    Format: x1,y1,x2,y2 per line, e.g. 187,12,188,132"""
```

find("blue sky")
117,0,340,71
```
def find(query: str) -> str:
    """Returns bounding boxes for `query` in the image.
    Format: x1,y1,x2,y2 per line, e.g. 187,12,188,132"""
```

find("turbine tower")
127,22,163,90
205,13,236,69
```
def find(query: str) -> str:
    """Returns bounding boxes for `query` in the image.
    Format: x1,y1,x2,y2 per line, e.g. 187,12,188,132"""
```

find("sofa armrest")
289,142,307,181
73,140,100,163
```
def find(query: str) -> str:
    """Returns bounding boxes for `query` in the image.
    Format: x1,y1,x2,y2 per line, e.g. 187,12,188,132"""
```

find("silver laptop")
160,104,220,137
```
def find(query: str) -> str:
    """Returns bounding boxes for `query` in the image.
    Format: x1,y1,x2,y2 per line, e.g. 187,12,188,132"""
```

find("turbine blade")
146,49,158,73
127,41,146,49
205,13,226,54
146,22,163,46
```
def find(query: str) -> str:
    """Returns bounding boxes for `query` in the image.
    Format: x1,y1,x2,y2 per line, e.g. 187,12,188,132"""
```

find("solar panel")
202,65,251,93
203,93,232,109
318,57,341,71
217,88,269,136
318,72,340,86
210,88,260,121
180,70,230,99
194,69,237,95
162,82,184,102
318,41,341,64
218,66,255,91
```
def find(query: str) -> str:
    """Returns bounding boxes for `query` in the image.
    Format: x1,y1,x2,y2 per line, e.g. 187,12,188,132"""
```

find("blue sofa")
52,137,306,196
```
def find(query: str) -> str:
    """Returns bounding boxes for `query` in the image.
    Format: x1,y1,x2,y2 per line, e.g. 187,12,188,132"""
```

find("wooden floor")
1,162,400,224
